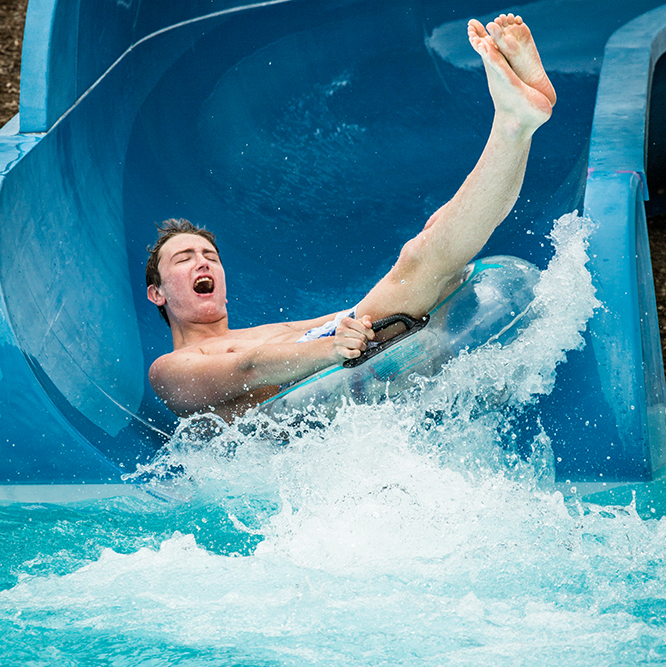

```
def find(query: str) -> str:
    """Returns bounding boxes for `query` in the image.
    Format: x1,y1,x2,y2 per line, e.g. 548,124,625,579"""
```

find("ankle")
492,113,540,142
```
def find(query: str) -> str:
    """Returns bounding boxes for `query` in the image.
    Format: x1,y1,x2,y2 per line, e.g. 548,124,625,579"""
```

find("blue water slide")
582,4,666,505
1,0,666,502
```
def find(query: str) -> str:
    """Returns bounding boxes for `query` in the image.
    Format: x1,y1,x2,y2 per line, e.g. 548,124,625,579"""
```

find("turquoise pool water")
2,214,665,665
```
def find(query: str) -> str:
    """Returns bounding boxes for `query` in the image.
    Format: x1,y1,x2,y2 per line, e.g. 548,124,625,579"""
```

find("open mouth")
193,276,214,294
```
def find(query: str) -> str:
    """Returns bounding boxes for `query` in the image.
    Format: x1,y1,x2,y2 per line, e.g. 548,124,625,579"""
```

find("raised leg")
355,17,553,322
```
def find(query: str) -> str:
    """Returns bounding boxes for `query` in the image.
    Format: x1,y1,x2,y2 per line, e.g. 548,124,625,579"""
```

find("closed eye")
170,247,220,264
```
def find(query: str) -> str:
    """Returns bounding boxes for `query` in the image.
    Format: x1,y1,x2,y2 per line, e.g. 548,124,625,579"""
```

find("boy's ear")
147,284,165,307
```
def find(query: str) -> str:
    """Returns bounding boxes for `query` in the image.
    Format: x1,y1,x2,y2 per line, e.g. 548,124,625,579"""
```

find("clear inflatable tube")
257,256,540,419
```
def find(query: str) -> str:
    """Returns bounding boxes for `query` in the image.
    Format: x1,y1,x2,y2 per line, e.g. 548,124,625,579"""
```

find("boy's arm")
150,316,373,415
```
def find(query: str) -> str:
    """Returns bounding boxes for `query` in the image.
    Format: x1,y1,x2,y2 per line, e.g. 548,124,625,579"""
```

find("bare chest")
193,323,299,356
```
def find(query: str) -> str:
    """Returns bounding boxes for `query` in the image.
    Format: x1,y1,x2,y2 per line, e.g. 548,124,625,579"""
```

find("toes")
469,34,498,60
467,26,481,48
468,18,488,38
493,13,525,30
466,27,482,51
469,35,489,56
486,21,503,43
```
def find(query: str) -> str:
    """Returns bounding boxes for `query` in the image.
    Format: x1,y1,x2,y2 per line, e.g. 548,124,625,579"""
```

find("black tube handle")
343,312,430,368
370,313,423,333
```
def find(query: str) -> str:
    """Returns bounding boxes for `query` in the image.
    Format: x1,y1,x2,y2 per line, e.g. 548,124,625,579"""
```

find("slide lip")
583,3,666,482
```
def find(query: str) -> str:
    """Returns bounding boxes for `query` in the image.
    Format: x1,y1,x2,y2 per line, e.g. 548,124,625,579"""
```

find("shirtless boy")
147,15,556,422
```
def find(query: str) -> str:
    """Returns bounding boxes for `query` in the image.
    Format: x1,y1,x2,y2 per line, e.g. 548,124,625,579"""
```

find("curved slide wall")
1,0,666,499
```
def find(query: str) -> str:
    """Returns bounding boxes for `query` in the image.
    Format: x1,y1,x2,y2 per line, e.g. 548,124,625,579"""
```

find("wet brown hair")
146,218,220,326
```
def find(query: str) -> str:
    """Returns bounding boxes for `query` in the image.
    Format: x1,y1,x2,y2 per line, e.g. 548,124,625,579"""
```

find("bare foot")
486,14,556,106
467,19,552,134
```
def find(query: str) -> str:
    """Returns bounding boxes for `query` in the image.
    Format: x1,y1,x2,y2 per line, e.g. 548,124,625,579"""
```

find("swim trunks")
296,306,357,343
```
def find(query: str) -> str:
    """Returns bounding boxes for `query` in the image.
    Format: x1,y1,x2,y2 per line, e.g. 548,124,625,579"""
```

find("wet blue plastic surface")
583,5,666,482
2,0,666,492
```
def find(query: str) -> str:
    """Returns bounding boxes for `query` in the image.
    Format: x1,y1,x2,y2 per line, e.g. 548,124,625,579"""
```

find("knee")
395,234,427,273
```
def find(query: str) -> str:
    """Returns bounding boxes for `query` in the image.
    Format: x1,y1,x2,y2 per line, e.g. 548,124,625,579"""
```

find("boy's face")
147,233,228,325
